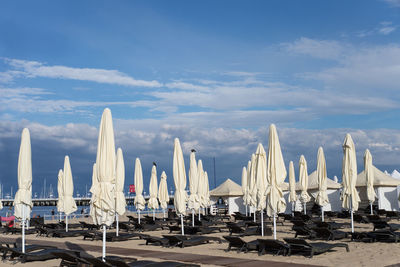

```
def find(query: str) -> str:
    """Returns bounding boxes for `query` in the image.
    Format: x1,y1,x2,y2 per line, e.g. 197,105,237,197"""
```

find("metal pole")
245,205,248,216
153,210,155,221
253,209,256,222
181,214,184,235
116,214,119,236
370,203,373,215
102,225,106,261
22,204,25,253
273,213,277,240
138,210,140,224
321,207,324,222
350,195,354,233
303,203,306,215
261,211,264,236
192,210,195,227
199,209,201,221
66,214,68,232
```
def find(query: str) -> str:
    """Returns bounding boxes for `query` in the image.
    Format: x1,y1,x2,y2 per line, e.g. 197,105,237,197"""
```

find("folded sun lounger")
283,238,349,258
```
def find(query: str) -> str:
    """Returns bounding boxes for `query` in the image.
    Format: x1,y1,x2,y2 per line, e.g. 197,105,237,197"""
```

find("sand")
1,213,400,267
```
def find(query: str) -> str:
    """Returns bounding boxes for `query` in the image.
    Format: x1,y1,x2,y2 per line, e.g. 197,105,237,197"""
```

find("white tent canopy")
295,171,341,190
391,170,400,179
357,166,400,187
210,179,243,197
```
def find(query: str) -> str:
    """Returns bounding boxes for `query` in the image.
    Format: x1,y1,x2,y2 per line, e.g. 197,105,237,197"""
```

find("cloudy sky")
1,0,400,197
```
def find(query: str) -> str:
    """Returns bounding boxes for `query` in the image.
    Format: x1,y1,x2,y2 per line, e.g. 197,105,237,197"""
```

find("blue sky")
1,0,400,196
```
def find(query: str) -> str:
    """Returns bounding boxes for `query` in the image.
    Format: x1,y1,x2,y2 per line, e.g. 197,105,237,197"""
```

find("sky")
1,0,400,197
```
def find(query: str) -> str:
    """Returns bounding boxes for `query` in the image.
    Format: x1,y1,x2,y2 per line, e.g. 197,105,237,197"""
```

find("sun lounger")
52,229,90,238
1,244,56,260
257,239,290,256
227,224,261,236
223,236,258,253
79,221,100,230
313,228,348,240
292,225,317,239
368,230,400,243
19,248,65,263
51,250,91,266
283,238,349,258
350,232,375,243
143,235,169,246
372,221,400,231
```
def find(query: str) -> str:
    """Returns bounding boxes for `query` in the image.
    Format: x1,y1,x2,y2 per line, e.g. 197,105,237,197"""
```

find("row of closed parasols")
12,107,213,261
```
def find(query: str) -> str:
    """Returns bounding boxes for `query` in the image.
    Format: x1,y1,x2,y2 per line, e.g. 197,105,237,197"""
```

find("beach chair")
292,225,317,239
386,211,400,220
353,214,368,223
52,229,90,238
19,248,66,263
366,214,390,223
283,238,349,258
350,232,375,243
257,239,289,256
223,236,258,253
79,221,99,230
143,235,169,246
313,228,348,241
368,230,400,243
1,244,56,260
372,221,400,231
51,250,90,266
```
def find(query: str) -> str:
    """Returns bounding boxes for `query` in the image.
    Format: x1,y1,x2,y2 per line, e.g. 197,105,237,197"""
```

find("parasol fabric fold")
241,166,248,206
173,138,187,216
89,163,99,224
187,152,200,211
364,149,376,203
158,171,169,210
299,155,311,203
115,148,126,216
14,128,33,220
197,160,208,208
315,147,329,207
57,169,64,213
92,108,116,227
255,143,267,211
341,134,361,211
288,161,297,203
249,154,257,208
134,158,146,211
265,124,287,217
148,165,159,210
62,155,77,215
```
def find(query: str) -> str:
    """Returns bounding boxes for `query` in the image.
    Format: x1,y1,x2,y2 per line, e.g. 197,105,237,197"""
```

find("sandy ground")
2,212,400,267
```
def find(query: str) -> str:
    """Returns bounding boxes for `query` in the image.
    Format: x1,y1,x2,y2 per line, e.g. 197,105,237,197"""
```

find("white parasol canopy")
299,155,311,204
341,133,360,233
288,161,297,203
115,148,126,216
265,124,287,239
148,164,159,210
204,171,210,208
115,148,126,236
14,128,33,253
197,160,207,209
62,155,77,215
248,153,257,210
173,138,187,235
255,143,267,211
188,151,200,212
57,169,64,213
245,160,251,207
134,158,146,212
158,171,169,210
92,108,116,261
241,166,248,206
364,149,376,203
315,147,329,207
14,128,33,220
89,163,99,224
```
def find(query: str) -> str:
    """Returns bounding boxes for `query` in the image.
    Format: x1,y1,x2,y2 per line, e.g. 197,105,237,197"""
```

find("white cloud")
382,0,400,7
1,58,162,88
282,37,347,60
2,119,400,190
379,26,396,35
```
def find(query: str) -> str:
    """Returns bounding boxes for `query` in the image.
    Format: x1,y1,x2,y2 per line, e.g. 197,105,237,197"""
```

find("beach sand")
1,213,400,267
